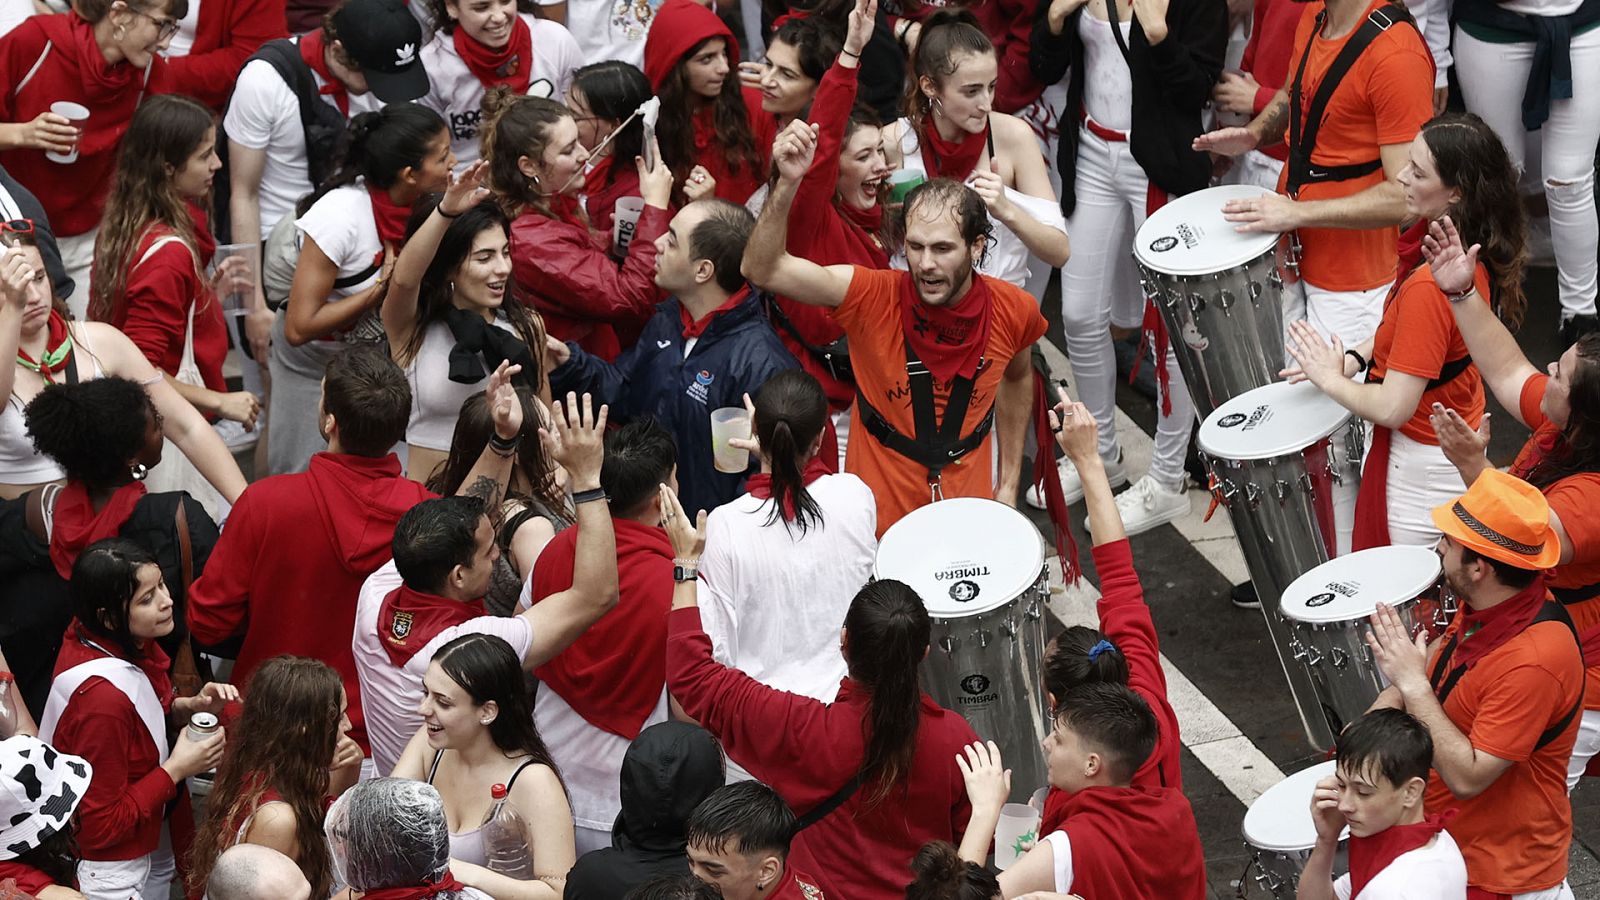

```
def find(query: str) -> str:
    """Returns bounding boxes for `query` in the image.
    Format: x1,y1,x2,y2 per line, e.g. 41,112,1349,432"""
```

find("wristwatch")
673,562,699,583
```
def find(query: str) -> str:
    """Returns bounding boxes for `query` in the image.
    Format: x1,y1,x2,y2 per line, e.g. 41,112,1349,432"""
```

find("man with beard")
1365,470,1584,899
742,120,1047,535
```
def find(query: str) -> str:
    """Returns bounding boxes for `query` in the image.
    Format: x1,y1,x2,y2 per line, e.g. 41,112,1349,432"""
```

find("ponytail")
302,103,446,213
1044,626,1127,700
753,370,828,533
843,580,931,804
905,841,999,900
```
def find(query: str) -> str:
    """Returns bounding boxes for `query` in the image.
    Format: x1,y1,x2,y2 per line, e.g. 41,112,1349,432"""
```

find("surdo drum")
1135,184,1303,416
1198,381,1364,751
1242,761,1348,899
1280,546,1455,737
874,498,1049,802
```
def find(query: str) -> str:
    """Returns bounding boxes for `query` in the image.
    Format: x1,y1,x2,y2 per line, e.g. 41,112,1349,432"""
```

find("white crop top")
404,317,527,452
1,330,105,484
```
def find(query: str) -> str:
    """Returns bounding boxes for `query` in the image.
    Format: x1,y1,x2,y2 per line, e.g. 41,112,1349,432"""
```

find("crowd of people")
0,0,1595,894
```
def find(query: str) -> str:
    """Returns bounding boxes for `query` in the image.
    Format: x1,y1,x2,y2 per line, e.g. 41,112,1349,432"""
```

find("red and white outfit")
522,519,674,855
188,451,435,763
1038,784,1207,899
418,14,582,166
666,606,979,900
1334,818,1468,899
39,626,183,900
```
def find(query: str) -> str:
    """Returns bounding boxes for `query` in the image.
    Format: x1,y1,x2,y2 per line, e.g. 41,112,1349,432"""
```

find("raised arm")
520,393,619,668
791,0,873,219
386,162,491,362
1284,320,1426,430
1424,216,1540,420
741,122,856,308
0,245,31,404
1051,395,1124,545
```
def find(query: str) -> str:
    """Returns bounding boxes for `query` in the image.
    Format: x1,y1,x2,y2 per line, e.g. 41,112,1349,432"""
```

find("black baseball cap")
330,0,430,103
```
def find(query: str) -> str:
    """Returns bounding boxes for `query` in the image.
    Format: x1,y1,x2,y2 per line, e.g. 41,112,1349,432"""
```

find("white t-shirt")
535,681,669,835
352,561,536,776
418,15,583,165
1333,830,1468,900
163,0,202,57
563,0,661,69
1044,830,1075,893
296,184,384,300
0,0,36,40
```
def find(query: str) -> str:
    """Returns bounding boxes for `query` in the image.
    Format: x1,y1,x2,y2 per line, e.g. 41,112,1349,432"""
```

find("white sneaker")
1114,475,1188,536
1024,451,1128,508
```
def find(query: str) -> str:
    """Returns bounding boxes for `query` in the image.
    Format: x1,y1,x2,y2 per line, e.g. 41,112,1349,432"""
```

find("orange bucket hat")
1431,469,1561,570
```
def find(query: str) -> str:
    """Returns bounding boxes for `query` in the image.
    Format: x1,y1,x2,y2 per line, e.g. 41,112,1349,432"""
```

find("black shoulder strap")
1366,354,1474,390
1287,3,1416,196
797,771,865,830
426,748,445,784
1429,600,1585,751
504,757,541,793
856,339,993,485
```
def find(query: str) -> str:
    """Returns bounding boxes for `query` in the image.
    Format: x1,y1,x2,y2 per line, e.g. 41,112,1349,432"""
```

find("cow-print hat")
0,735,92,860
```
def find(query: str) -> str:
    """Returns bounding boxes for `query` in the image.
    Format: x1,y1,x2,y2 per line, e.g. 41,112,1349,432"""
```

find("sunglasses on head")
0,219,35,236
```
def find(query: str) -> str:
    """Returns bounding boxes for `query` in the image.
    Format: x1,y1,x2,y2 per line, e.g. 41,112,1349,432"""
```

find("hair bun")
922,8,981,32
910,841,965,886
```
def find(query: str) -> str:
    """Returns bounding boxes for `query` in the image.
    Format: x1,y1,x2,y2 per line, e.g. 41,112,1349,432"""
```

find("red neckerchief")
1444,575,1550,671
368,187,412,249
898,269,993,382
187,202,217,267
549,191,586,229
299,31,349,115
357,872,468,900
376,584,485,668
530,518,674,738
15,309,73,384
746,456,830,520
679,286,750,340
50,481,147,579
841,196,883,236
1385,219,1429,307
453,17,533,92
1348,812,1456,898
918,119,988,180
63,12,138,103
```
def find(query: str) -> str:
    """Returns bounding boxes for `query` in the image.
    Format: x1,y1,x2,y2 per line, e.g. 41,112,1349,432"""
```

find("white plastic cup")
45,101,89,164
612,196,646,257
887,169,926,205
710,407,752,474
993,802,1041,871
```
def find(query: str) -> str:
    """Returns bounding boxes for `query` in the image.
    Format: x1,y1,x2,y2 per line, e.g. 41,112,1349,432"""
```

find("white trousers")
1059,127,1196,488
1302,280,1388,349
1567,708,1600,793
78,824,173,900
1455,25,1600,320
1371,431,1466,547
56,228,96,322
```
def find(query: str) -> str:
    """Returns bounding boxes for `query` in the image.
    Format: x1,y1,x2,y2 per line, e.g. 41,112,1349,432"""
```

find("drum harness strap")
1365,354,1475,390
1286,3,1420,198
765,294,854,384
856,339,994,501
1426,600,1585,751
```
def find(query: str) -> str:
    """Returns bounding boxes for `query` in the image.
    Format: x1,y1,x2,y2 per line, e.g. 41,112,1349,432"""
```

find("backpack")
214,37,350,244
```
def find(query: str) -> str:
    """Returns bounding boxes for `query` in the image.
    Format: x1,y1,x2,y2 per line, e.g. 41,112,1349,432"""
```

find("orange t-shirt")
833,266,1046,536
1278,0,1434,291
1423,616,1584,894
1515,371,1600,709
1367,263,1487,443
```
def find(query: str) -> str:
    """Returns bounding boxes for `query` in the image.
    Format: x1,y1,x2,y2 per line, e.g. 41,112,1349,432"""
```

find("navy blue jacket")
550,290,800,517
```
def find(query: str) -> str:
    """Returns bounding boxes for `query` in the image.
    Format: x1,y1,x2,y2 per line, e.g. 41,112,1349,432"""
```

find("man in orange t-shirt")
1365,470,1584,898
1196,0,1433,348
743,121,1046,535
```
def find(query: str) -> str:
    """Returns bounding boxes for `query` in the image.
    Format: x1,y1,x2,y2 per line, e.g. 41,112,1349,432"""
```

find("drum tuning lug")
1298,472,1315,497
1187,291,1205,314
1267,267,1284,291
939,635,955,653
1000,619,1017,638
1291,639,1324,667
1325,455,1343,486
1272,480,1291,502
1248,280,1264,303
1218,288,1236,312
1244,481,1263,510
977,630,991,649
1330,647,1349,669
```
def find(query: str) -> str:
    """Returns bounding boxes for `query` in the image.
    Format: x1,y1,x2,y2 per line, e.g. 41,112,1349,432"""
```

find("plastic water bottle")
481,783,536,879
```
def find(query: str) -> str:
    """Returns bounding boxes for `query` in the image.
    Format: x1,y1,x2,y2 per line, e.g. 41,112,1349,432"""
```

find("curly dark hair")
1419,113,1528,329
657,36,762,205
905,841,998,900
24,377,156,487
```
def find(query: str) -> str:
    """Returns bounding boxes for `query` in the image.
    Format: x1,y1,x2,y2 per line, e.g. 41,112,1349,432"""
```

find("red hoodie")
187,452,434,753
1054,785,1207,900
1041,538,1184,834
163,0,287,110
1239,0,1299,160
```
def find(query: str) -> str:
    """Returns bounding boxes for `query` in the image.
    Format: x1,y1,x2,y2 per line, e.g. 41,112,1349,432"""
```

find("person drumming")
742,119,1045,533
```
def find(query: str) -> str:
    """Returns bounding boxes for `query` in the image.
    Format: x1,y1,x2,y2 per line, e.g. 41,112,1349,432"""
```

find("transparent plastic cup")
710,407,752,474
994,802,1041,870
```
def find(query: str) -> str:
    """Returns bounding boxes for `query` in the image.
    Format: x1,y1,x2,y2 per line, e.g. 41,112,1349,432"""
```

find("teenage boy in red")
1300,708,1467,900
685,782,827,900
187,350,521,765
962,683,1206,900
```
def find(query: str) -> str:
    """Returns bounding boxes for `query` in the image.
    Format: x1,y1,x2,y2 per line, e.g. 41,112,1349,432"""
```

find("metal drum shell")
922,568,1050,803
1285,592,1433,738
1244,843,1350,900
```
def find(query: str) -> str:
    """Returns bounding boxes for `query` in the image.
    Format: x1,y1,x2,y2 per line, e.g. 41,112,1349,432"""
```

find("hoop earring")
449,281,455,296
130,463,148,481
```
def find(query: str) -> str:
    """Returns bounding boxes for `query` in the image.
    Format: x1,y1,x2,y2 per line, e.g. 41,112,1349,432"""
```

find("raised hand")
1308,775,1346,843
1364,603,1430,696
955,740,1011,816
772,120,820,184
844,0,878,57
738,60,766,91
0,247,38,311
542,392,608,487
544,334,572,370
1420,215,1480,297
728,391,761,455
441,160,492,216
683,165,718,202
638,133,674,208
483,361,526,440
1049,392,1099,464
1429,403,1491,484
659,482,708,560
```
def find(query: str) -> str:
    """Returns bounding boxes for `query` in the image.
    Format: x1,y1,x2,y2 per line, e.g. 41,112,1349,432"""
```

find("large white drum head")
1198,380,1351,461
1281,546,1442,624
1243,761,1339,852
874,498,1044,618
1134,184,1279,275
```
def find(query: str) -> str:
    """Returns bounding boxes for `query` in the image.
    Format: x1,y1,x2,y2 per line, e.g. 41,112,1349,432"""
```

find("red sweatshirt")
99,216,228,392
781,60,888,411
1239,0,1299,160
889,0,1043,113
187,452,434,754
0,862,53,894
692,89,776,206
47,630,179,860
1055,785,1207,899
510,204,669,361
1041,539,1184,835
667,607,978,900
163,0,287,110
